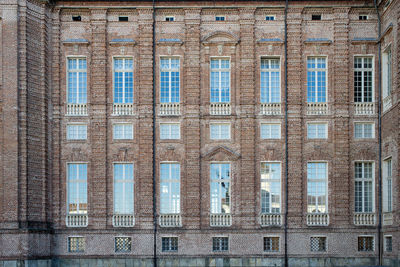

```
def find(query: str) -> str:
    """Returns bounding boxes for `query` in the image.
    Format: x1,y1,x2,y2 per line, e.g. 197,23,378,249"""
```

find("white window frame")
307,161,328,213
66,123,88,140
113,123,134,140
354,161,375,213
382,45,392,99
354,122,375,139
353,55,374,103
210,122,231,140
210,162,231,214
113,57,134,104
307,122,328,139
383,157,392,212
159,122,180,140
260,57,281,104
260,161,282,214
160,56,180,103
113,162,134,215
307,56,328,103
384,235,393,252
210,57,231,103
260,122,281,139
160,162,181,214
67,57,87,104
265,15,276,21
66,162,88,215
263,236,280,252
165,16,175,22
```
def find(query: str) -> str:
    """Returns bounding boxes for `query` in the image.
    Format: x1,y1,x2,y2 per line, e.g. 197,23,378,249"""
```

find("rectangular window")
210,163,231,214
382,46,392,98
115,237,132,253
355,162,374,213
67,124,87,140
261,123,281,139
215,16,225,21
211,59,230,103
114,58,133,104
383,158,392,212
165,16,175,22
307,162,327,213
385,236,392,252
310,237,327,252
113,123,133,140
354,57,373,103
68,237,85,252
162,237,178,252
67,58,87,104
67,163,87,214
114,163,134,214
312,14,322,20
307,123,328,139
354,122,374,139
261,58,280,103
160,58,180,103
210,123,231,140
265,16,275,21
118,16,128,22
160,123,180,140
358,236,374,252
307,57,327,103
160,163,180,214
212,237,228,252
264,237,279,252
359,15,368,20
261,162,281,214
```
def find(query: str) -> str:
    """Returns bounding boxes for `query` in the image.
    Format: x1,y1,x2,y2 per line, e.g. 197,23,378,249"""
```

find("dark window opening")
119,16,128,22
312,14,321,21
72,16,81,22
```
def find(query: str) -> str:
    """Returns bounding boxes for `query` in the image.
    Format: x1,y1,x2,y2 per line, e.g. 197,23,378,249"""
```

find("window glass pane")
68,164,87,214
67,125,87,140
68,58,87,104
307,57,326,103
210,163,231,214
114,163,134,214
113,124,133,140
261,124,281,139
160,58,180,103
211,59,230,103
307,163,327,213
160,163,180,214
210,123,230,140
160,123,180,139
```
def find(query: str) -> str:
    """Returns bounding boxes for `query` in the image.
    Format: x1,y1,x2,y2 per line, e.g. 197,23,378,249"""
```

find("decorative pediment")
202,146,240,161
202,31,239,46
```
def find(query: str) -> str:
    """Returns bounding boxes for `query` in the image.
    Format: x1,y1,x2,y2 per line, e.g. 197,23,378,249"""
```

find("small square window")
165,16,175,22
359,15,368,20
354,123,374,139
265,16,275,21
312,14,322,21
67,124,87,140
119,16,128,22
264,237,279,252
213,237,228,252
261,123,281,139
310,237,326,252
307,123,328,139
215,16,225,21
115,237,132,253
160,123,180,140
68,237,85,252
385,236,392,252
72,15,81,22
210,123,231,140
162,237,178,252
358,236,374,252
113,123,133,140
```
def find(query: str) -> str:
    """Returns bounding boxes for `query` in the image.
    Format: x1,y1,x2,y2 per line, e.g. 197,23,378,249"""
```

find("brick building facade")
0,0,399,266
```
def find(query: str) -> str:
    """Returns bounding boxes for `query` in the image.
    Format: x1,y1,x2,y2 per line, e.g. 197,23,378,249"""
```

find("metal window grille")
310,237,326,252
385,236,392,252
162,237,178,252
115,237,132,253
358,236,374,251
264,237,279,252
212,237,228,252
68,237,85,252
